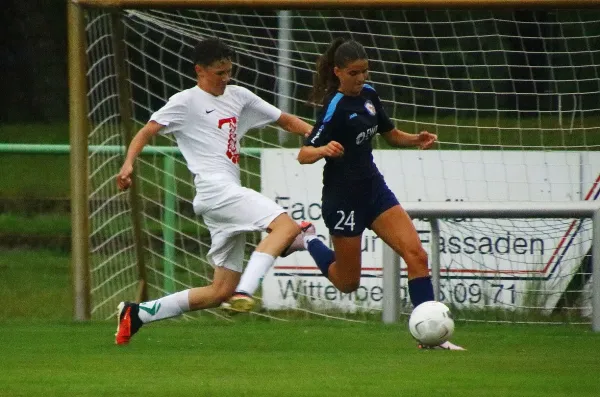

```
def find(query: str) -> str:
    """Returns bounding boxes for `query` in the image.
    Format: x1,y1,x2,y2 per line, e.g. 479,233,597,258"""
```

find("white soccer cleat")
438,341,466,350
221,292,255,313
281,221,315,257
418,340,466,351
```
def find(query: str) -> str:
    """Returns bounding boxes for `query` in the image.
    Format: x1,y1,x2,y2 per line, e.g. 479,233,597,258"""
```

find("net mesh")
84,8,600,323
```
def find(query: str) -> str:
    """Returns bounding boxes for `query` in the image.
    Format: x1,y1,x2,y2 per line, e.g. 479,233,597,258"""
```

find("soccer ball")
408,301,455,346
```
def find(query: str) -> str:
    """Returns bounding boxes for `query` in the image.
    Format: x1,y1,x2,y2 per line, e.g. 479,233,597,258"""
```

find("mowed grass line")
0,321,599,397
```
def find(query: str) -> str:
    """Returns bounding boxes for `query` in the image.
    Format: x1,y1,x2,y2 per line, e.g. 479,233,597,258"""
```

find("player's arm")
370,88,437,150
239,87,311,137
297,142,344,164
276,112,313,137
116,121,164,191
297,109,344,164
381,128,437,150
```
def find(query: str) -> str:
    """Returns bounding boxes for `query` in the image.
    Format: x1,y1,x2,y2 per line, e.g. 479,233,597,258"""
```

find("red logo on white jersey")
218,117,239,164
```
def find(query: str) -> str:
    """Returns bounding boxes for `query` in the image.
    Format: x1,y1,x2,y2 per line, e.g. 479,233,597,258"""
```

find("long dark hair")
308,38,368,106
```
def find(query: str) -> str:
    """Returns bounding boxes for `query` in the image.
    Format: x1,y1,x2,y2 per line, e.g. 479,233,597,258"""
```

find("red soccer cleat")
115,301,142,345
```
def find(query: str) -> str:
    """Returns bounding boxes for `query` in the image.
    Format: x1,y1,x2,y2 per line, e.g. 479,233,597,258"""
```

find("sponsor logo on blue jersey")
364,100,376,116
356,125,378,145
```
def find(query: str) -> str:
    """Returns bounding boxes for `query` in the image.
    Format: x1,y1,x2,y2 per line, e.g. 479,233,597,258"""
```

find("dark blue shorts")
321,175,399,237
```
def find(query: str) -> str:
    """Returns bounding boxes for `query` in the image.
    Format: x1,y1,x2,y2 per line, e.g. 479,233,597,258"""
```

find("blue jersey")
305,84,395,189
305,85,398,236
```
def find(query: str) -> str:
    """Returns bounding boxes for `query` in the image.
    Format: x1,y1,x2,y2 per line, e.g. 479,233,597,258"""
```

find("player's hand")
320,141,344,158
116,163,133,191
417,131,437,150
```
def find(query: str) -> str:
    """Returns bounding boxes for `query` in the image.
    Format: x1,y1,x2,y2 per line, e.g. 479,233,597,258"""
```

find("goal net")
81,5,600,324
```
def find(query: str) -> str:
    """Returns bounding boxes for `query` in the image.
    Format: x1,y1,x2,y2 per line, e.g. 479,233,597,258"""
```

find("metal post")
382,243,401,323
68,1,91,321
277,10,292,145
163,156,176,293
592,209,600,332
430,218,441,301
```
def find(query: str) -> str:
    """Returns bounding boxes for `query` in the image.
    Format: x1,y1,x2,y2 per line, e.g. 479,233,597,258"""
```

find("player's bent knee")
286,219,302,235
271,215,301,239
286,222,302,238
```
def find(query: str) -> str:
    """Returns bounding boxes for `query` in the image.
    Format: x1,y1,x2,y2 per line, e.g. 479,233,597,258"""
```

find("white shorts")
193,184,285,272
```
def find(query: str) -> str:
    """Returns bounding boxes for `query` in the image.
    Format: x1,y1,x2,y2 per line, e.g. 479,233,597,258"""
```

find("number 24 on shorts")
335,210,355,231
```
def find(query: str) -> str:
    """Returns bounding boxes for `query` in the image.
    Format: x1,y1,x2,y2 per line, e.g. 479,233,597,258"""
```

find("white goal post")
381,201,600,331
68,0,600,325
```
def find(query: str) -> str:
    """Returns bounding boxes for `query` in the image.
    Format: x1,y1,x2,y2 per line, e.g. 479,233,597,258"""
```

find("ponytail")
308,38,368,106
308,38,346,106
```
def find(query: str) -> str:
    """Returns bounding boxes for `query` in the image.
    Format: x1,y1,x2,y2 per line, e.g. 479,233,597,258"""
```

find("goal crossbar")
382,201,600,332
71,0,600,9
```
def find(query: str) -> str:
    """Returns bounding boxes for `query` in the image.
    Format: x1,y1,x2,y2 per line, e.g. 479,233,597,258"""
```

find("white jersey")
150,85,281,195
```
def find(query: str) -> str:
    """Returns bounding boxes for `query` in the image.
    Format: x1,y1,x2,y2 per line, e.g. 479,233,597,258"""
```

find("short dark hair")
193,38,234,67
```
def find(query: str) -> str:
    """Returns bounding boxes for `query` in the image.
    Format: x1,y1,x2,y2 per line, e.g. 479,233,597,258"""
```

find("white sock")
236,251,275,296
137,289,190,323
303,234,318,249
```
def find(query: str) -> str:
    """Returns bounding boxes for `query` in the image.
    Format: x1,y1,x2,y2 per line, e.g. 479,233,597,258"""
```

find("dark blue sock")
408,276,435,307
307,238,335,277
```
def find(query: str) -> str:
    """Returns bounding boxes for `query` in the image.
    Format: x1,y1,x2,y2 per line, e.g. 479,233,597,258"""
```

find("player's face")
334,59,369,96
195,58,233,96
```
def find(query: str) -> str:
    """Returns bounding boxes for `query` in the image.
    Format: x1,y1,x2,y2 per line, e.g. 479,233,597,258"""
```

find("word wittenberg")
278,279,383,303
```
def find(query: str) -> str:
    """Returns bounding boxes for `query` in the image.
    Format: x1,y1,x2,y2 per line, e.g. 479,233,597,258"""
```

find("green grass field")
2,250,600,397
1,321,600,397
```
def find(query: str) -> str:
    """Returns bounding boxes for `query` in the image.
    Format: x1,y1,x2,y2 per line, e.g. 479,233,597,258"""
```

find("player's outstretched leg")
223,221,316,314
115,301,143,345
371,207,466,351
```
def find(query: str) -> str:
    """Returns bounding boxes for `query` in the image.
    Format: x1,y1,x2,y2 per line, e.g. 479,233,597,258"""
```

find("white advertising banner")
260,149,599,312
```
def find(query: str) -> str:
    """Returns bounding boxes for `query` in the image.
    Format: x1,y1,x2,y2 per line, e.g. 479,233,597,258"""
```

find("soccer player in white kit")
114,38,315,345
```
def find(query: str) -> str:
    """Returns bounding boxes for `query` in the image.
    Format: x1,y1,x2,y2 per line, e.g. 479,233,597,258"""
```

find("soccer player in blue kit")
297,38,464,350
